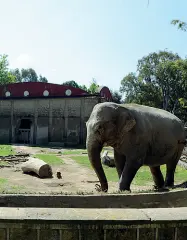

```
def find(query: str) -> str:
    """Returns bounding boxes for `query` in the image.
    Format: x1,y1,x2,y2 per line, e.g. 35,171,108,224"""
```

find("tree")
110,90,122,103
137,50,180,110
21,68,38,82
147,1,187,32
0,55,15,85
87,78,99,94
120,72,162,107
120,50,187,121
39,75,48,83
11,68,48,83
171,20,187,32
62,80,80,88
11,68,22,82
62,80,89,91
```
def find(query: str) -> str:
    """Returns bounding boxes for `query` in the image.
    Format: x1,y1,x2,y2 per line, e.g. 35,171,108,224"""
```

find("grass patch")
0,145,15,156
62,150,88,155
71,156,118,182
0,178,8,185
0,178,25,194
61,147,113,156
71,156,187,185
34,154,64,165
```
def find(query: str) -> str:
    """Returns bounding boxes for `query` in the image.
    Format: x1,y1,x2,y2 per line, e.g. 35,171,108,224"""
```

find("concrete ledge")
0,207,187,223
0,189,187,208
0,207,187,239
0,208,150,223
0,207,187,222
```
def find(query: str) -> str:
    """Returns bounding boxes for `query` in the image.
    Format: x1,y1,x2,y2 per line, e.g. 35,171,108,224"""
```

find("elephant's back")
125,104,185,140
124,104,179,121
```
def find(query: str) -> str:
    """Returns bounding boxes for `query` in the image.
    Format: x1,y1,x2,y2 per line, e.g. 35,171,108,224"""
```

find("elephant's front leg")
150,166,165,189
119,158,142,191
114,150,126,179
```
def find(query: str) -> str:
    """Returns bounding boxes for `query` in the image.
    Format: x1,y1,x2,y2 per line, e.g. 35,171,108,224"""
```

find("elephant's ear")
123,116,136,132
118,108,136,133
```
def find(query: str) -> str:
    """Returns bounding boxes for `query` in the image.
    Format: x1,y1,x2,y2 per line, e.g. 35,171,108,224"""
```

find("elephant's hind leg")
150,166,165,189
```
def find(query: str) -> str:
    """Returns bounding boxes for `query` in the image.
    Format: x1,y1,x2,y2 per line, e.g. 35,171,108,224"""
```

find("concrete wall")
0,96,100,146
0,207,186,240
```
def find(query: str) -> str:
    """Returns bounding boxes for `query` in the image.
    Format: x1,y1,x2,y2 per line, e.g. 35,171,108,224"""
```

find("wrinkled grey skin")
86,102,186,192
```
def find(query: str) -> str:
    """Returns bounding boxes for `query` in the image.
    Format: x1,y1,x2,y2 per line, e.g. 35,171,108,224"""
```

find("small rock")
56,172,62,179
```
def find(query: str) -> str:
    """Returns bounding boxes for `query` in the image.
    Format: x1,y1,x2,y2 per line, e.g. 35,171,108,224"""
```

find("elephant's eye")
96,126,103,135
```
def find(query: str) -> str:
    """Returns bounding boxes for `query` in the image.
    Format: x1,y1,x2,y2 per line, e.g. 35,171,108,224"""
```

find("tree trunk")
172,99,178,114
21,157,53,178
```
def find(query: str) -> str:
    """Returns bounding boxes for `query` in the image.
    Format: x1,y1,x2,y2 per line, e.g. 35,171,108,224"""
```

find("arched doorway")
18,119,32,144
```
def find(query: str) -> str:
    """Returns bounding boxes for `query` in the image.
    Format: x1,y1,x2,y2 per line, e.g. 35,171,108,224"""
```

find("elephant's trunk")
86,139,108,192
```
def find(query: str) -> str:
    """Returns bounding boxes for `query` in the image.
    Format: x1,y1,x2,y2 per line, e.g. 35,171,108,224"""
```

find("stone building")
0,82,112,146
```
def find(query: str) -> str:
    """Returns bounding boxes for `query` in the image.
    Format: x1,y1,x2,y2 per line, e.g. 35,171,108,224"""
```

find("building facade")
0,82,112,146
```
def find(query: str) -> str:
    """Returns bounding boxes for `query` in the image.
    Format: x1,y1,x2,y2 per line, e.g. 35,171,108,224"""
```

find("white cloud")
14,54,33,68
51,68,57,72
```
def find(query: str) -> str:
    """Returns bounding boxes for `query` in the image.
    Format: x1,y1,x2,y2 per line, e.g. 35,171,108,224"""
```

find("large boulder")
101,150,115,167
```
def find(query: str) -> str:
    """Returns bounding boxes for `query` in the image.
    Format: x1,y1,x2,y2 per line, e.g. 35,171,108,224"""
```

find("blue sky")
0,0,187,91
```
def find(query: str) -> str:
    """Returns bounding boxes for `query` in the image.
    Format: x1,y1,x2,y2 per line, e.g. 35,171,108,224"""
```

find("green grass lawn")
34,154,64,165
71,156,187,186
61,147,113,155
62,149,88,155
0,145,15,156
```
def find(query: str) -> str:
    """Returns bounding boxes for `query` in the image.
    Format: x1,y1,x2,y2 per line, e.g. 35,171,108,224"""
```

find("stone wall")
0,96,100,146
0,207,186,240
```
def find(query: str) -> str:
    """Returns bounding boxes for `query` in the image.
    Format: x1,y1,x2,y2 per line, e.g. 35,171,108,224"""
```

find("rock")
101,151,115,167
56,171,62,179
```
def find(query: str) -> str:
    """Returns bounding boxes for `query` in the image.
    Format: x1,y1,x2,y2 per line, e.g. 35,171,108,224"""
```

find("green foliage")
62,149,87,155
0,55,15,85
62,80,89,92
120,50,187,121
62,80,80,88
11,68,48,83
62,78,122,103
110,90,122,103
62,78,99,94
87,78,99,94
71,155,186,185
39,75,48,83
0,145,15,156
34,154,64,165
171,19,187,31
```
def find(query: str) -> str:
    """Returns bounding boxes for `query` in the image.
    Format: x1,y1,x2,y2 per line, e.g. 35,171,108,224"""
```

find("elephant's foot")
164,180,174,189
95,184,108,193
117,189,131,194
153,185,169,192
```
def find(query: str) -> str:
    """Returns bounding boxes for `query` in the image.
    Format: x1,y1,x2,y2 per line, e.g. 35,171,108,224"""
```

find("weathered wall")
0,101,11,143
0,96,100,146
0,207,186,240
0,117,10,143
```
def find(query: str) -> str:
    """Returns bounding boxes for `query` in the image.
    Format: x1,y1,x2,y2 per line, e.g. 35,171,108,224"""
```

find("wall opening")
18,119,32,144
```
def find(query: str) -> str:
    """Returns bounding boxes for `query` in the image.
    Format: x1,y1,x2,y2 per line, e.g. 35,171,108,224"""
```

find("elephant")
86,102,186,192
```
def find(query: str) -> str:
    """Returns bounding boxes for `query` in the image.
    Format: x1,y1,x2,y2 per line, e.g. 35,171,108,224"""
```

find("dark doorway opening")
18,119,32,144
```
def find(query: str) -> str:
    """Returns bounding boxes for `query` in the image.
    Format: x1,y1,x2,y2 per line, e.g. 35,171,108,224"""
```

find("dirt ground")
0,145,154,194
1,145,186,195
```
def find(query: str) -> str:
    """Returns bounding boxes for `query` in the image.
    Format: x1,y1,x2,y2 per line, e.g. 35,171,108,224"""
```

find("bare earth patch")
0,145,119,194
